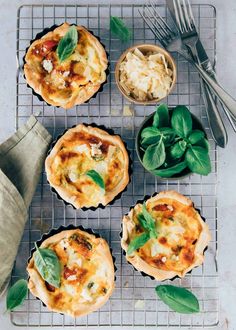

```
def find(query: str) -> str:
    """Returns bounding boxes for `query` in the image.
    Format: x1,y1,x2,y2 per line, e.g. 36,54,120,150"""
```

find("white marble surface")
0,0,236,329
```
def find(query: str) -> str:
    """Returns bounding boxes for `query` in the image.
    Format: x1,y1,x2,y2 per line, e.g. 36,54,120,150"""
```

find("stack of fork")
139,0,236,147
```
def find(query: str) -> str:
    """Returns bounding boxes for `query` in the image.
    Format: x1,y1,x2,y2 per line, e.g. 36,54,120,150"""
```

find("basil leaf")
137,213,150,231
141,135,161,149
57,26,78,62
142,203,158,238
127,232,150,255
169,140,187,159
185,146,211,175
86,170,105,190
151,161,187,178
193,137,210,151
156,104,169,127
34,243,61,288
110,16,131,42
153,109,159,128
155,285,200,314
141,126,160,139
159,127,176,146
171,105,192,138
6,279,28,311
188,130,205,145
143,139,165,170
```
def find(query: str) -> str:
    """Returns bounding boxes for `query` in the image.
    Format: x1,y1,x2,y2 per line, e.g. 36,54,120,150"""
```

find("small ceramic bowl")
115,44,177,105
135,108,208,180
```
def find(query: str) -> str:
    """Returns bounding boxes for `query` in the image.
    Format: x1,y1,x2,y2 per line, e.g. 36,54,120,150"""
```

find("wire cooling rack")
12,3,218,328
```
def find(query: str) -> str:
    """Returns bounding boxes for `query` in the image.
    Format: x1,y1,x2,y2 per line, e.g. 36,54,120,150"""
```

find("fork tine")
145,5,169,40
149,0,174,36
176,0,188,32
172,0,184,33
186,0,196,27
182,0,192,30
138,8,167,47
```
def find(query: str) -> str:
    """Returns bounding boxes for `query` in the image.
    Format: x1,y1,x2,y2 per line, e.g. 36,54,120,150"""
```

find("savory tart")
27,228,115,317
45,124,130,209
24,23,108,109
121,191,211,281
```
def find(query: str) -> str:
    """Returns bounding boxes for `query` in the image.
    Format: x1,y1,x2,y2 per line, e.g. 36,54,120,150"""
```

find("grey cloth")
0,116,52,294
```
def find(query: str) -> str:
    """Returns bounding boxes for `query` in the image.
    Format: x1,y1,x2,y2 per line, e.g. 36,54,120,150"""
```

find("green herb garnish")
86,170,105,190
6,279,28,311
185,146,211,176
139,104,211,177
110,16,132,42
127,232,150,255
171,105,192,138
34,243,61,288
155,285,200,314
127,203,158,255
56,26,78,62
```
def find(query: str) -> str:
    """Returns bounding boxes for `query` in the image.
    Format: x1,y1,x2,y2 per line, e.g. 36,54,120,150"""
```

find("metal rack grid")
12,3,218,328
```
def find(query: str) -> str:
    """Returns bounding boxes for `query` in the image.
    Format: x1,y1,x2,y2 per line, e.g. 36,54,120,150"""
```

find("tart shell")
121,191,211,281
45,123,131,210
23,23,109,109
27,224,116,317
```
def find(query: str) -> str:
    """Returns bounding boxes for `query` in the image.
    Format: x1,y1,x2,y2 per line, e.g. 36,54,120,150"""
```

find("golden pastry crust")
27,229,115,317
45,124,130,209
121,191,211,281
24,22,108,109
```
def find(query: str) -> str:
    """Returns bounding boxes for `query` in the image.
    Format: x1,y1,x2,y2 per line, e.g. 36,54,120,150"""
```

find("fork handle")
179,50,236,120
186,46,228,147
200,80,228,147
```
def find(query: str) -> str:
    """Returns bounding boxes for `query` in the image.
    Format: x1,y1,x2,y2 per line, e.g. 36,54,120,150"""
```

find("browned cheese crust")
27,229,115,317
45,124,130,208
121,191,211,281
24,23,108,109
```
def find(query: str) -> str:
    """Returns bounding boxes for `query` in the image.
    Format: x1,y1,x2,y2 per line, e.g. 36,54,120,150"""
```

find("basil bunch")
156,285,200,314
34,243,61,288
110,16,132,42
86,170,105,190
6,279,28,311
140,104,211,177
127,204,158,255
57,26,78,62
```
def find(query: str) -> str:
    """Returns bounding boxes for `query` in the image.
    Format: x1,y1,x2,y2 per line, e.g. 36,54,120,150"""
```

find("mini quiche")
45,124,130,209
27,228,115,317
24,23,108,109
121,191,211,281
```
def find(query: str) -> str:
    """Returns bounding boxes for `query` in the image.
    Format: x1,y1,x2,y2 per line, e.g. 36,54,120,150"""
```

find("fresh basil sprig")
155,285,200,314
171,105,192,138
110,16,132,42
86,170,105,190
185,146,211,175
139,104,211,177
151,161,187,178
6,279,28,311
34,243,61,288
57,26,78,62
127,232,150,255
127,203,158,255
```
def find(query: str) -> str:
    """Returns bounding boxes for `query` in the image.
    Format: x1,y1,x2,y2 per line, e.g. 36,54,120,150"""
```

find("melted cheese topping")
24,23,107,108
127,197,203,273
46,125,128,208
43,231,113,312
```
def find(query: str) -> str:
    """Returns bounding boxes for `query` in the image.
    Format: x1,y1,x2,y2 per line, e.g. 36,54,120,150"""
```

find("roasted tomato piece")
63,266,77,279
42,40,58,51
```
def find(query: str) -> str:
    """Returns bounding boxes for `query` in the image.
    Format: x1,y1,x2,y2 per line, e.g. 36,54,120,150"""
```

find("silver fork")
171,0,236,133
139,4,236,139
140,2,227,147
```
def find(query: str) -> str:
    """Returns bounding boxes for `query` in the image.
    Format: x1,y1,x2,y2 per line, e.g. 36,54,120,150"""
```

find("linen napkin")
0,115,52,295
